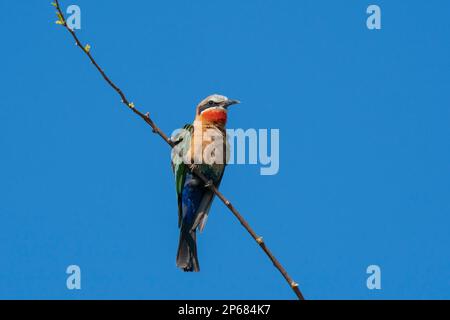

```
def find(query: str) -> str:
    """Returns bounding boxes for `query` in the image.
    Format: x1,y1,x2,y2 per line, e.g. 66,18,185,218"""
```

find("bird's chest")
190,123,227,168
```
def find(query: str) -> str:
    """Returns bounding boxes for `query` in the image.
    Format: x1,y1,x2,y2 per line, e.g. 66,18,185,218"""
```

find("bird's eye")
208,100,214,106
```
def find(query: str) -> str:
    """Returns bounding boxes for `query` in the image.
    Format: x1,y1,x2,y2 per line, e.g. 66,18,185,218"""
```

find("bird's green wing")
171,124,193,227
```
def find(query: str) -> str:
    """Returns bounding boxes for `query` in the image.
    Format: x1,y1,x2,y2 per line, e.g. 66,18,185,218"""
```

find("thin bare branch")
53,0,304,300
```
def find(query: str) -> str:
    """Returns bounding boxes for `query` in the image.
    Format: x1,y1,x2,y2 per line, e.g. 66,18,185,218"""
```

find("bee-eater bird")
171,94,240,272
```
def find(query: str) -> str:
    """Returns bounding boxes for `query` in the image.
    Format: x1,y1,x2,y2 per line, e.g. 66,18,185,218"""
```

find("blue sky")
0,0,449,299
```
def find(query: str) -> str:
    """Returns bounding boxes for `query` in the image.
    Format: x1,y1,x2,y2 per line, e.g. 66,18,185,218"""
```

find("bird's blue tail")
176,228,200,272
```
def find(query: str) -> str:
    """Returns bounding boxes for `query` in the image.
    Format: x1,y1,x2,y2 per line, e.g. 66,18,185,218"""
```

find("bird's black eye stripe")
198,100,217,114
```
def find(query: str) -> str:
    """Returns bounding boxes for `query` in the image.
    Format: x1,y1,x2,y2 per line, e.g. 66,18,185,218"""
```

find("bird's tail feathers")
176,229,200,272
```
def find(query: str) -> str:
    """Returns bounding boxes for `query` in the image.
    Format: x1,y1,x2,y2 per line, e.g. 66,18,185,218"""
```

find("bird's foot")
204,180,214,188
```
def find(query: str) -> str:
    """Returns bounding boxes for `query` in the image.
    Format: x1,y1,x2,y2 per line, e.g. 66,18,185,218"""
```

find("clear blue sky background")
0,0,449,299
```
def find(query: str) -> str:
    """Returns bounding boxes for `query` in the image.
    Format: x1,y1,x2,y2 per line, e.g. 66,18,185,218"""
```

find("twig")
53,0,305,300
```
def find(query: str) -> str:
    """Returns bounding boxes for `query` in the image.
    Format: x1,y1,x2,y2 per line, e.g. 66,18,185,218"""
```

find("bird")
171,94,240,272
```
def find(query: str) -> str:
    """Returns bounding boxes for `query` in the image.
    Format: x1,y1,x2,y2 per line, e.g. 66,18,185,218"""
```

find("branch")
53,0,305,300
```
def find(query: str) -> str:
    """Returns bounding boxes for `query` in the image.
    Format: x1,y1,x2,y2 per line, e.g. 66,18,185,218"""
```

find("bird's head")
196,94,240,124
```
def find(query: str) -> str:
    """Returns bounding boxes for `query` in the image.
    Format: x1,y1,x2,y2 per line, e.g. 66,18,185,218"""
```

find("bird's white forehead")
201,94,228,104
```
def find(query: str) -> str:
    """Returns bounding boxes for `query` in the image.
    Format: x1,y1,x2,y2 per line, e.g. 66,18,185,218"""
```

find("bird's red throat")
201,109,228,124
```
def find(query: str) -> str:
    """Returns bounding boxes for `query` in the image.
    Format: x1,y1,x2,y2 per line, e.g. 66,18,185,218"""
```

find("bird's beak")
225,99,241,108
